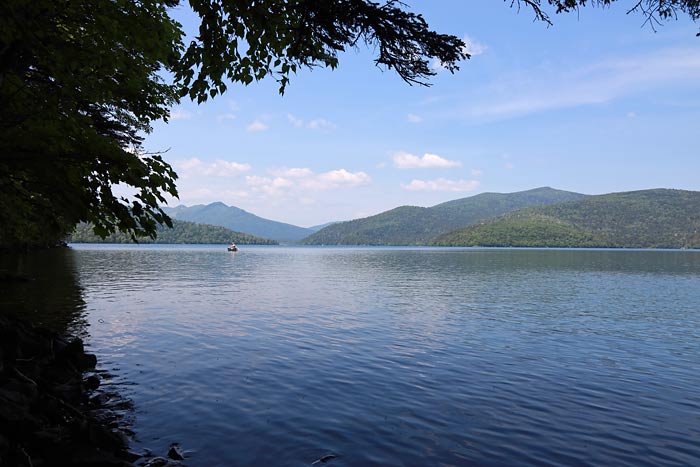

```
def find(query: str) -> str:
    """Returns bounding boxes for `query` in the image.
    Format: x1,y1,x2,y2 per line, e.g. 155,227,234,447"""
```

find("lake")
2,245,700,466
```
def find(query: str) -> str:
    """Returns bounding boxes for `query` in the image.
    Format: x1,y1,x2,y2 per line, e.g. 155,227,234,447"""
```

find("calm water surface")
4,245,700,466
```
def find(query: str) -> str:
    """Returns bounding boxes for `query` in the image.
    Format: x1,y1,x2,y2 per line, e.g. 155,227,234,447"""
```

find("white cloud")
245,175,273,187
287,114,336,131
318,169,370,186
246,175,293,195
407,113,423,123
307,119,336,131
462,35,487,57
246,120,268,132
471,168,483,176
401,178,481,192
504,162,515,170
216,113,237,122
269,167,314,178
170,108,192,120
627,111,637,119
287,114,304,128
176,158,251,178
216,100,240,122
244,168,370,197
393,151,462,169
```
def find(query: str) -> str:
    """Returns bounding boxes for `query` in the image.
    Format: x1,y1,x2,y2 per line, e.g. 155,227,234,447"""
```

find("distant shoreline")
66,243,700,252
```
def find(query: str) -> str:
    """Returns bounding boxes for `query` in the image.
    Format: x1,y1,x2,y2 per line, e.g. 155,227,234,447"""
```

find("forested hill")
69,220,277,245
431,189,700,249
300,187,587,245
162,203,313,242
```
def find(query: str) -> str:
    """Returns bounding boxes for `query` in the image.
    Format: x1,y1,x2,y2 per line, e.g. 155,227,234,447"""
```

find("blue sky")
143,1,700,227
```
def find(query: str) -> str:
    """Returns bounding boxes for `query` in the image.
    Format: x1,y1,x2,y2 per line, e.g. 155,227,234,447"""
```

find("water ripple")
67,245,700,466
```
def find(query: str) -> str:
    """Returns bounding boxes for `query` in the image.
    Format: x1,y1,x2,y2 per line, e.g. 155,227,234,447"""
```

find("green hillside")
69,220,277,245
300,187,587,245
432,189,700,249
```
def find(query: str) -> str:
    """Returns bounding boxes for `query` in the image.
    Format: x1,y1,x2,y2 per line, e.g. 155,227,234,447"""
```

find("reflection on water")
14,245,700,466
0,248,87,336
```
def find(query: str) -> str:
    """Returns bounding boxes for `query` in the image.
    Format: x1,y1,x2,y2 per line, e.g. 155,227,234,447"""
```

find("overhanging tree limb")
512,0,700,32
176,0,468,100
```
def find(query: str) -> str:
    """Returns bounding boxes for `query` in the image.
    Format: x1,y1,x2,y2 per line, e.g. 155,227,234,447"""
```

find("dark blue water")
6,246,700,466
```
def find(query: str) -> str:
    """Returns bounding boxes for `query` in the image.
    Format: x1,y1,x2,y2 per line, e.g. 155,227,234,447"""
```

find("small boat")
227,245,238,252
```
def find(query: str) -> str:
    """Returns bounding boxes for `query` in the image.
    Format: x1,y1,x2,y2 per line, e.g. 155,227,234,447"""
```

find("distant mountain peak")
161,202,313,242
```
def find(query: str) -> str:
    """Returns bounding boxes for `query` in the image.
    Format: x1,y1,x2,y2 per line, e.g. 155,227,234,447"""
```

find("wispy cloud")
170,108,192,120
462,34,487,57
269,167,314,178
407,113,423,123
216,113,237,122
175,158,251,178
287,114,304,128
307,119,336,131
246,175,294,196
401,178,480,192
287,114,337,131
246,120,268,132
216,100,240,122
393,152,462,169
456,47,700,122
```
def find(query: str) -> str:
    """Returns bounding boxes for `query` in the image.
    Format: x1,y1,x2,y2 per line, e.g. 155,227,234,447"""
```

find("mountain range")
431,189,700,249
300,187,586,245
144,187,700,249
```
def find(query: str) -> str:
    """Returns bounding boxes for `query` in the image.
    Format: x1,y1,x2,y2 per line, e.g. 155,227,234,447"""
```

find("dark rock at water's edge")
167,444,185,461
0,313,186,467
312,453,340,464
0,241,69,255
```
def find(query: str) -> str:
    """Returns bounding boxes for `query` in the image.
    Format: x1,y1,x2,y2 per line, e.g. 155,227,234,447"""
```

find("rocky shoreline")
0,313,185,467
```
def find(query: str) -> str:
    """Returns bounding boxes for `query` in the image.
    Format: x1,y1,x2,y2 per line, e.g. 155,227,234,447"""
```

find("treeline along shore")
69,220,277,245
71,187,700,249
